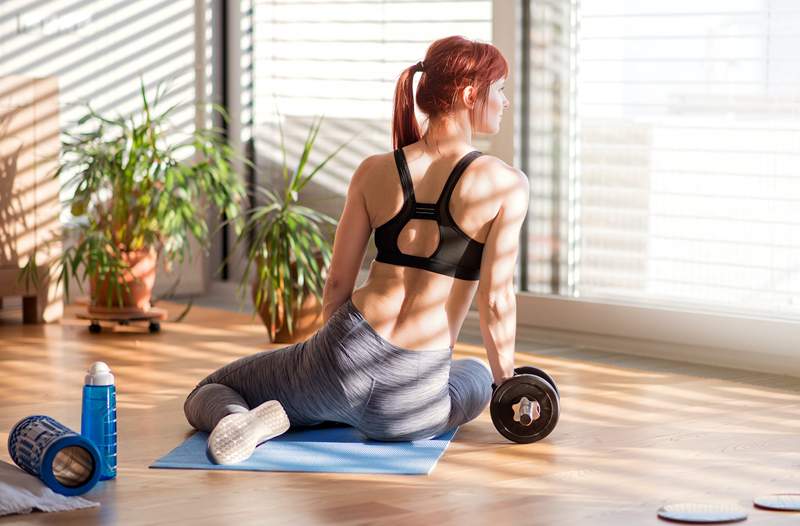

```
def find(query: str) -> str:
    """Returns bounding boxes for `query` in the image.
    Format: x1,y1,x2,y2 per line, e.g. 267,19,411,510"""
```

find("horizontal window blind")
569,0,800,320
253,1,492,121
251,0,493,257
522,0,578,296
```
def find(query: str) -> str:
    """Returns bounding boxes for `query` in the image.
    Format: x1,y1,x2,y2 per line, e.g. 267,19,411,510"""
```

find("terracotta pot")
89,248,157,314
252,252,327,344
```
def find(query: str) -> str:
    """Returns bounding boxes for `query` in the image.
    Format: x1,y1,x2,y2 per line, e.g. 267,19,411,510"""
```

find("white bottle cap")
85,362,115,386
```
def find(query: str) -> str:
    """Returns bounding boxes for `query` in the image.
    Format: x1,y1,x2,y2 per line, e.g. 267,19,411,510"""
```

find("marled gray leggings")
184,297,493,441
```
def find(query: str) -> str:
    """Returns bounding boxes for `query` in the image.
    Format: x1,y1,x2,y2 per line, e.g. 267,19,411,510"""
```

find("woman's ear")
461,85,477,109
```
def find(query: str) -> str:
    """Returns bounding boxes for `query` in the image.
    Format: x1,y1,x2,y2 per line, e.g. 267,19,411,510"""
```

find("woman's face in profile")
474,77,510,136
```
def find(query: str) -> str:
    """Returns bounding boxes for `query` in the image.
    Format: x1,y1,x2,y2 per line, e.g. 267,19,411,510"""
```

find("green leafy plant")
235,113,354,340
21,78,246,308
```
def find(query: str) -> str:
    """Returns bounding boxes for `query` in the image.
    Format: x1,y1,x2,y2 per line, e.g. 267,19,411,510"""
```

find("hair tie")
414,61,425,73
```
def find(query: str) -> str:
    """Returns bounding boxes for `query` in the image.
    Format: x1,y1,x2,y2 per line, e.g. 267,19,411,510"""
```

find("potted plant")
21,79,246,316
236,114,352,343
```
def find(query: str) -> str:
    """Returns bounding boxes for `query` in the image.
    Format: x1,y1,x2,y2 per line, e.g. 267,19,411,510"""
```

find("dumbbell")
490,366,560,444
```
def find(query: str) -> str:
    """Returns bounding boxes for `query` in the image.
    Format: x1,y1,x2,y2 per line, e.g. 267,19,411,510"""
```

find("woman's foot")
207,400,291,464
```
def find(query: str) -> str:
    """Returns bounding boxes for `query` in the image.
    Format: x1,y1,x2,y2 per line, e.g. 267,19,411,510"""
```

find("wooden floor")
1,300,799,525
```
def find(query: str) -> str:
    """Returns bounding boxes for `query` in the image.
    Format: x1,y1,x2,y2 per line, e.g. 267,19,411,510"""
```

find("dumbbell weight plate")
490,375,560,444
514,366,559,398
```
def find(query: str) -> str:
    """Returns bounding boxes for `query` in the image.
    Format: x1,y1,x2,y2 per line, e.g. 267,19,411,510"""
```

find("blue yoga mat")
150,424,458,475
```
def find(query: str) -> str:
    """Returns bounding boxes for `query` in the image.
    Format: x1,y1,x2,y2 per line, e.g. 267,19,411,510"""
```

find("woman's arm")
321,156,377,323
475,164,530,384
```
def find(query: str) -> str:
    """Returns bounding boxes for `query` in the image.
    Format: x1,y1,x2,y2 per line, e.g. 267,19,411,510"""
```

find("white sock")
207,400,291,465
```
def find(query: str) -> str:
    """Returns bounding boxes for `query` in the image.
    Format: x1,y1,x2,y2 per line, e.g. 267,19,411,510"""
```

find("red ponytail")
392,65,422,150
392,35,509,150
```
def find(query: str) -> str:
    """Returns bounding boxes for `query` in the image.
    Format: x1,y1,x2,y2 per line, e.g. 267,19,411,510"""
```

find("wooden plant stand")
77,306,168,334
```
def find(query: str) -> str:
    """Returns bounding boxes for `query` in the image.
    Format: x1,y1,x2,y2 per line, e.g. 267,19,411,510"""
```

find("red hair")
392,35,509,150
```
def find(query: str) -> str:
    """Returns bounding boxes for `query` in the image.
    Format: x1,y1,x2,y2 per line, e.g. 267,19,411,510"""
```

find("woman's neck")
420,111,473,157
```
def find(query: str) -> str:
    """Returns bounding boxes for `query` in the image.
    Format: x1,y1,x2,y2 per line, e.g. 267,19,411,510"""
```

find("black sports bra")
373,148,485,281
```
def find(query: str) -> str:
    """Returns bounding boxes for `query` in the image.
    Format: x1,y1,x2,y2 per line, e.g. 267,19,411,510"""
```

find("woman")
184,35,529,464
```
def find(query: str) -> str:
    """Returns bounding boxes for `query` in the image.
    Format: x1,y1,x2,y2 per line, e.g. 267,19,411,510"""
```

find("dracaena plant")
234,113,354,340
20,78,246,307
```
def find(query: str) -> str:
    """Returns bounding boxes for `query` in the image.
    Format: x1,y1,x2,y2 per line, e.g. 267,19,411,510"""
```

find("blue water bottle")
81,362,117,480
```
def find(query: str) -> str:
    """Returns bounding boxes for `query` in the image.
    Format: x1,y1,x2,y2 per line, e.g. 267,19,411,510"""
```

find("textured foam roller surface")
151,424,458,475
753,493,800,511
657,503,748,523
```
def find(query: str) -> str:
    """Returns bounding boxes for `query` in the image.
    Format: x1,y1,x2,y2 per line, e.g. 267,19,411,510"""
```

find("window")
526,0,800,322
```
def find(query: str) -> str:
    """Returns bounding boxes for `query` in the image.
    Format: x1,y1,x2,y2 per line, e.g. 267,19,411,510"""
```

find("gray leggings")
184,297,493,441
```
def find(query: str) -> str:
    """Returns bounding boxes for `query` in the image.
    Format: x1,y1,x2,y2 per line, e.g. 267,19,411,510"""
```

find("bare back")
350,142,517,351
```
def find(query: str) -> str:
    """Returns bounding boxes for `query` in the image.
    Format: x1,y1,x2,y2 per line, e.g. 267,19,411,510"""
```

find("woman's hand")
491,374,513,392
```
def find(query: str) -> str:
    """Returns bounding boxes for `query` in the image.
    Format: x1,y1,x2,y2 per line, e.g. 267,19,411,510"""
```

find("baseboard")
464,295,800,378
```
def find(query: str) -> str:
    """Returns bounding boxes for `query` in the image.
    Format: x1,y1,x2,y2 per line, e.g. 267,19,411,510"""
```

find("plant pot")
88,248,157,315
256,289,324,344
252,252,327,344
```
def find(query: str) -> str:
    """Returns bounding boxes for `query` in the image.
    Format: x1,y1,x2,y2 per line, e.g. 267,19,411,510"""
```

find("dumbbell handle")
519,397,534,426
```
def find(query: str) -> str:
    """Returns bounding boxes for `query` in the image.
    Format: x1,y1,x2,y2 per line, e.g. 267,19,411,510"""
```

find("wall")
0,0,209,298
0,75,62,321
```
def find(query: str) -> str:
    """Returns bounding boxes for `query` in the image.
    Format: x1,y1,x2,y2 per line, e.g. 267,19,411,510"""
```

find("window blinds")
564,0,800,320
253,0,493,121
251,0,494,253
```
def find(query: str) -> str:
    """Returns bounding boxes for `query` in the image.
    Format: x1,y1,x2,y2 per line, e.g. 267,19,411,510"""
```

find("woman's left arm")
322,157,376,322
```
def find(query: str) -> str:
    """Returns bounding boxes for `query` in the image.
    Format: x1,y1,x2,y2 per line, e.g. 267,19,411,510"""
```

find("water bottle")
81,362,117,480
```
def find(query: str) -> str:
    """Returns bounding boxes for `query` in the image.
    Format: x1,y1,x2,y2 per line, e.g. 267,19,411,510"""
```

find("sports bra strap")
435,150,483,207
393,148,414,202
393,148,483,206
